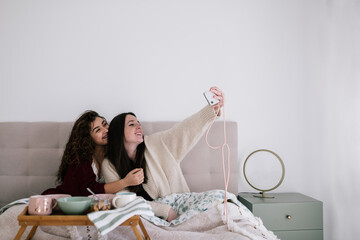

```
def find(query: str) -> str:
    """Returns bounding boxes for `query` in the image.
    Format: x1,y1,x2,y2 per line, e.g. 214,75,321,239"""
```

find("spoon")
87,188,98,200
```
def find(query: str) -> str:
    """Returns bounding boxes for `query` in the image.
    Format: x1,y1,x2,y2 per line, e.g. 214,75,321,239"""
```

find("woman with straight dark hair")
106,112,149,198
102,86,224,221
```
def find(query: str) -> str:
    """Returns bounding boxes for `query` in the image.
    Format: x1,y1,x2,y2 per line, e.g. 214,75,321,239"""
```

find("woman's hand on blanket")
167,208,178,222
209,86,224,114
124,168,144,186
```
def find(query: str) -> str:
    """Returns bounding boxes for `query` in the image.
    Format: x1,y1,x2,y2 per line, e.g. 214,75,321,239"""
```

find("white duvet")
0,190,279,240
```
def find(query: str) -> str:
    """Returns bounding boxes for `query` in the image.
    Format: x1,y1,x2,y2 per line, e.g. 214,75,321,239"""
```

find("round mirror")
243,149,285,198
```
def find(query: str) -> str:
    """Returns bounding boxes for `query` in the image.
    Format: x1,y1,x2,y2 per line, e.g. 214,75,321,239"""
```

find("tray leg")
14,226,27,240
129,222,143,240
138,219,150,240
26,226,38,240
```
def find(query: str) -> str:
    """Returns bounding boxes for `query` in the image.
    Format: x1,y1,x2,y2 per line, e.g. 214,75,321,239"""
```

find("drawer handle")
286,215,291,219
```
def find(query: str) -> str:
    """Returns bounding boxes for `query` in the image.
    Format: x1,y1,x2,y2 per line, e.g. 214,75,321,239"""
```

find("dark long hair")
56,110,106,184
107,112,148,194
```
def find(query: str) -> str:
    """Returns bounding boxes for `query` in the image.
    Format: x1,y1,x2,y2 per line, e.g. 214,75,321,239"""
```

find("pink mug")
28,195,57,215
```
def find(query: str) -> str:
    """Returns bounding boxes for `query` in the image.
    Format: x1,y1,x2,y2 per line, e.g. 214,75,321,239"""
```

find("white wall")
302,1,360,239
0,1,359,239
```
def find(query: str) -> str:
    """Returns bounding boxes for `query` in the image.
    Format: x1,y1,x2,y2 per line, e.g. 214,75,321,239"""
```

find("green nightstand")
238,192,323,240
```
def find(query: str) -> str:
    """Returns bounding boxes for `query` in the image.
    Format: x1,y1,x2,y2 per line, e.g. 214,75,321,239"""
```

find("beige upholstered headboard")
0,121,238,208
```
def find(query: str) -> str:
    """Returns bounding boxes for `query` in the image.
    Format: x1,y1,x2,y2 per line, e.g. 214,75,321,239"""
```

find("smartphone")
203,91,220,106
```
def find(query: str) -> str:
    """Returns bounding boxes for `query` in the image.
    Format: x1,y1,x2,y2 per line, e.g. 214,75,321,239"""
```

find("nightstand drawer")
274,229,323,240
253,202,323,231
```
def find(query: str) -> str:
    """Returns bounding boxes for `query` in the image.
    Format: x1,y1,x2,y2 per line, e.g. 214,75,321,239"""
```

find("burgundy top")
42,159,105,196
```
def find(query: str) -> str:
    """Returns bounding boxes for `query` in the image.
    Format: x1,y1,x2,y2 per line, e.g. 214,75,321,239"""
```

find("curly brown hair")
56,110,106,184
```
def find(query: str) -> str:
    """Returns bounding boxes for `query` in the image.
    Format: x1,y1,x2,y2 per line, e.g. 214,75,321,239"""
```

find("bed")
0,121,278,240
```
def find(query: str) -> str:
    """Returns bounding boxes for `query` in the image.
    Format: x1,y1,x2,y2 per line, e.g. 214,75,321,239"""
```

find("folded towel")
87,197,154,235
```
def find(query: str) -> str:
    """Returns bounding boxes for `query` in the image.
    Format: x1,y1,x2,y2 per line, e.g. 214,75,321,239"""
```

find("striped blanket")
87,197,154,235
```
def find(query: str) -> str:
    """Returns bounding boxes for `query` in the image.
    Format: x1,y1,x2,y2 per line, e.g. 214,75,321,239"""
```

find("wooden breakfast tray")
15,206,150,240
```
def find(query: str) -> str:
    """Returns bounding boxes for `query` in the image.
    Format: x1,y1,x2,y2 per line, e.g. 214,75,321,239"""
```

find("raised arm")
160,105,216,163
145,87,224,164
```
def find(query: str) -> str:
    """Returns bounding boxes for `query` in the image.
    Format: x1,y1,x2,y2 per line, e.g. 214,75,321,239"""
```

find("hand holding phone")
203,91,220,106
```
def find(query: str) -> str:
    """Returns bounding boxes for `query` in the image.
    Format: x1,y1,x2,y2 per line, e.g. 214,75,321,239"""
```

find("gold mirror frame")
243,149,285,198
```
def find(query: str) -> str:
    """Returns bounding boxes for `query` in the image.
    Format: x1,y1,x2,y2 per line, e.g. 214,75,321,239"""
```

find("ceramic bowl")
57,197,93,215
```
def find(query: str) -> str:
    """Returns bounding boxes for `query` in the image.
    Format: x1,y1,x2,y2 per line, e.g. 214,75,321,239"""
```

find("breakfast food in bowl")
88,194,115,211
91,199,111,211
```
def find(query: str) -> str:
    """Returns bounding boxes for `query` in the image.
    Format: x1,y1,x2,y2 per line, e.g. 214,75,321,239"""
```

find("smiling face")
124,114,143,146
90,117,109,146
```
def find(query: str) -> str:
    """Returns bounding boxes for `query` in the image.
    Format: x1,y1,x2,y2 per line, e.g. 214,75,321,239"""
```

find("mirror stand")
243,149,285,199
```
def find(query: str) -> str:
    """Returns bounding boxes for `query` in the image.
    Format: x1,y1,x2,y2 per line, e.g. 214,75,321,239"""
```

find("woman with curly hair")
42,110,143,196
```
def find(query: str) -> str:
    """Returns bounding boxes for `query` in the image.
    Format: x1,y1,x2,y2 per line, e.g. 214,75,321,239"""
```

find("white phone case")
203,91,220,106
